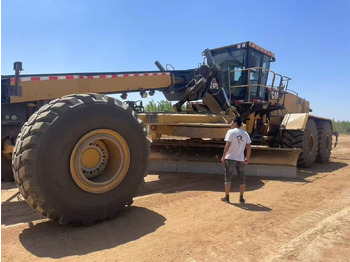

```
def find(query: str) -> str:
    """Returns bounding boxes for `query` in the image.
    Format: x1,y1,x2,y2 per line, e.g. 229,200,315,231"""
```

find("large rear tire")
283,118,318,168
13,94,149,225
316,121,332,163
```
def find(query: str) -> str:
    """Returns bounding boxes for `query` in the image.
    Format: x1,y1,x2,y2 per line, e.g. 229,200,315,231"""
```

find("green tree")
157,100,173,112
332,120,350,134
145,99,175,112
145,100,158,112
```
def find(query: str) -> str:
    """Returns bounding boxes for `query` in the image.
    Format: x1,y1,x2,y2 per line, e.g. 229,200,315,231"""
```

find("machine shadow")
1,193,45,226
139,159,346,197
1,173,263,227
137,172,266,197
296,161,348,179
247,160,348,184
18,207,166,259
1,181,18,190
309,161,348,173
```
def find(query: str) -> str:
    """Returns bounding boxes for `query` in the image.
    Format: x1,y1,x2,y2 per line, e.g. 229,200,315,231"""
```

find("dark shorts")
224,159,246,186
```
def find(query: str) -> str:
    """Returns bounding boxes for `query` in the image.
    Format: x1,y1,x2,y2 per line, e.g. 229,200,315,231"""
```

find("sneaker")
221,196,230,203
239,195,245,203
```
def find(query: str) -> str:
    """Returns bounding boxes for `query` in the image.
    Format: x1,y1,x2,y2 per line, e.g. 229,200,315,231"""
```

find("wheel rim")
70,129,130,194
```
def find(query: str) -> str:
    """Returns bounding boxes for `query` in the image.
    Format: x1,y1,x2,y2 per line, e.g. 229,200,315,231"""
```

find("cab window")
260,55,270,86
248,51,262,98
212,49,246,87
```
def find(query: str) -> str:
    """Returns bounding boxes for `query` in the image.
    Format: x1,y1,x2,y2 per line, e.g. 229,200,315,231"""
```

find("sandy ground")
1,134,350,262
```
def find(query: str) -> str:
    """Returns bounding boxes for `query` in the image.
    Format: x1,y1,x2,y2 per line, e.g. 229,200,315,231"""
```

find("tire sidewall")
34,100,148,218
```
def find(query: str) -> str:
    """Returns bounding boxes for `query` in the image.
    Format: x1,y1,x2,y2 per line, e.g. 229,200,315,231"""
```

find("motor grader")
1,41,337,225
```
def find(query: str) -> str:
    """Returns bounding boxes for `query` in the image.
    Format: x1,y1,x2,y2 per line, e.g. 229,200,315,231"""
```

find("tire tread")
13,93,149,225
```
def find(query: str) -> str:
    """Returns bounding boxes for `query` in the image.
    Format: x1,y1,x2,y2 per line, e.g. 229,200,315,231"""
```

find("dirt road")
2,134,350,261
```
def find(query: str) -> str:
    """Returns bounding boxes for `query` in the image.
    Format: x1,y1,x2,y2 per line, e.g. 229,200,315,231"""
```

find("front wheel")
316,121,333,163
13,94,149,225
283,118,318,168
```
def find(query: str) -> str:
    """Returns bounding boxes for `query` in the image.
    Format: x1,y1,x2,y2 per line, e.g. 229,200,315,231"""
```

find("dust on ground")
2,135,350,261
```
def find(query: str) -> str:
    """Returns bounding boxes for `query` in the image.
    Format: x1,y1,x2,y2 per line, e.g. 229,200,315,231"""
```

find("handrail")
228,67,288,103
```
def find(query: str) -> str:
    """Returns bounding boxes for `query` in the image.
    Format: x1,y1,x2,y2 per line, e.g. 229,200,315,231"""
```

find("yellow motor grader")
1,41,337,225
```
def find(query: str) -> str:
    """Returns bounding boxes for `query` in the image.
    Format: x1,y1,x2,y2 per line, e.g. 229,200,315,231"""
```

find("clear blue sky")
2,0,350,120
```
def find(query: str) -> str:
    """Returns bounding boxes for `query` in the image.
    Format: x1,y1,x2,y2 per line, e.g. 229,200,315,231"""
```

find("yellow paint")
11,75,173,103
281,93,309,114
2,138,14,160
2,138,14,155
150,124,230,139
139,113,231,124
81,148,101,169
281,113,309,130
248,147,301,166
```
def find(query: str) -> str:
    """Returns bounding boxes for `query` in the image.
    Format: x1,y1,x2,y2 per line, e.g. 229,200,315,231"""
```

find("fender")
280,113,309,130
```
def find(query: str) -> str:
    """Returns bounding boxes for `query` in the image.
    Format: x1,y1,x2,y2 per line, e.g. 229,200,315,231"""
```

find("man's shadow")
230,202,272,212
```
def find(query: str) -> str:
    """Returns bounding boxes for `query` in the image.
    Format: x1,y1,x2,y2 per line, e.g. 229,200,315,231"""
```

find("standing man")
221,117,251,203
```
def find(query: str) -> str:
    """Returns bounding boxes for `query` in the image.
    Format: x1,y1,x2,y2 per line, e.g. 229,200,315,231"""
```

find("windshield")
211,47,273,101
212,49,246,91
213,49,246,71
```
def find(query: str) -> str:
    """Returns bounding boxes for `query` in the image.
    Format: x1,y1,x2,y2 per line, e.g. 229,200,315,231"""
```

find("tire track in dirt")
265,190,350,261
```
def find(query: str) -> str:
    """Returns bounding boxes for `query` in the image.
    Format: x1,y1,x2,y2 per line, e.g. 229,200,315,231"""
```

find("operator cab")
210,42,276,103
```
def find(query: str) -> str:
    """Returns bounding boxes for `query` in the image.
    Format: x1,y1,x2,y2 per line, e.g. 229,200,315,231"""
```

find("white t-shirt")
224,128,252,161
